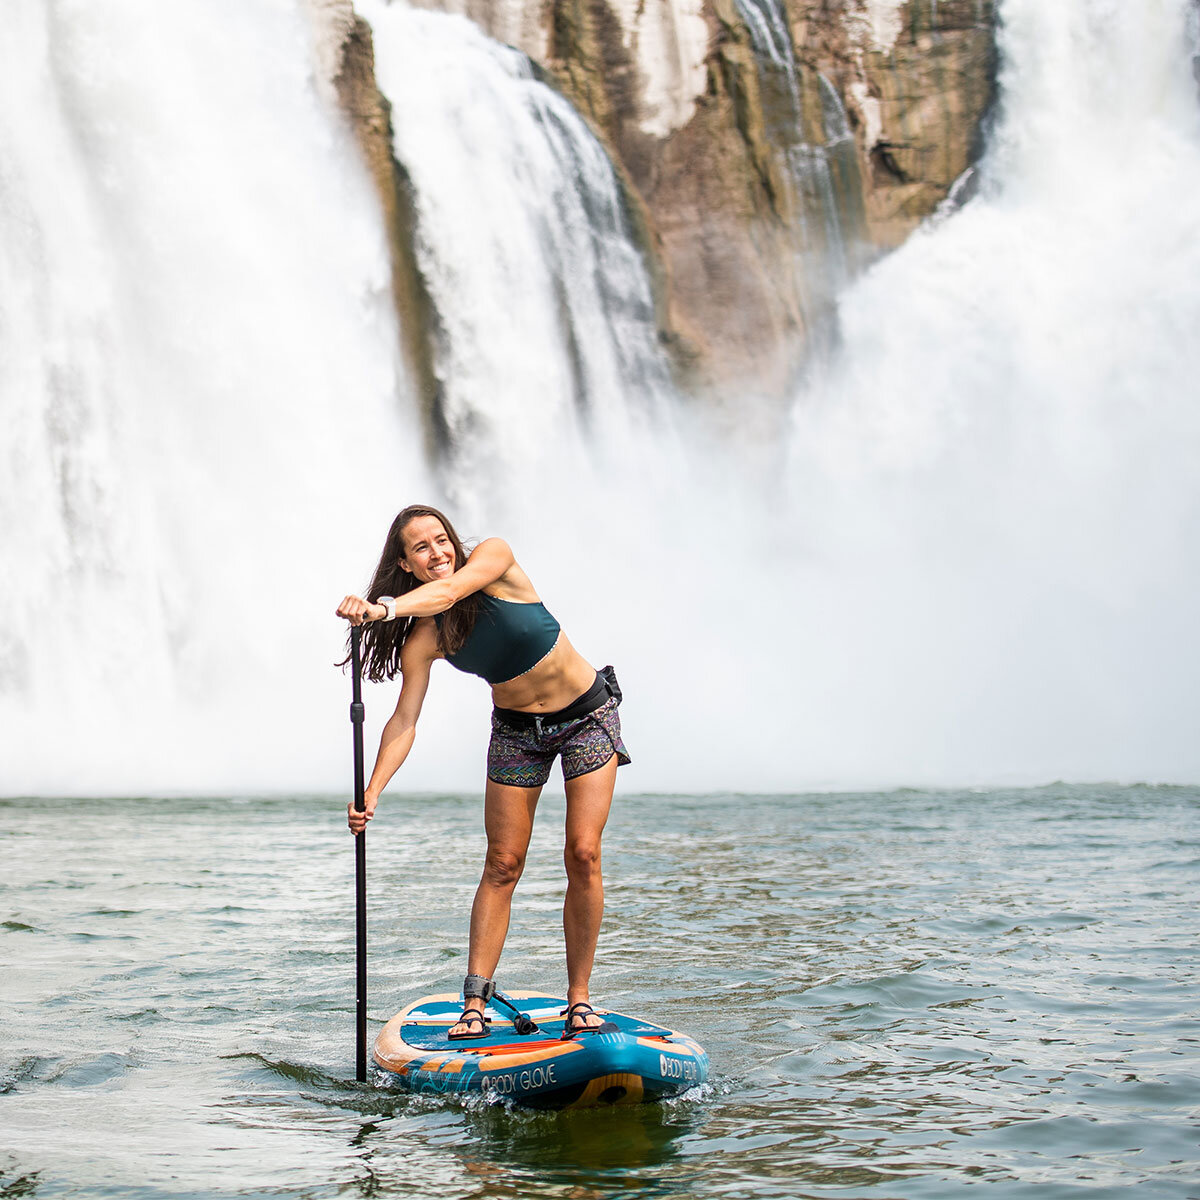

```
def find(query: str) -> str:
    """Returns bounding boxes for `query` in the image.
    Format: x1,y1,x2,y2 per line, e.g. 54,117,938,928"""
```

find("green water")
2,787,1198,1198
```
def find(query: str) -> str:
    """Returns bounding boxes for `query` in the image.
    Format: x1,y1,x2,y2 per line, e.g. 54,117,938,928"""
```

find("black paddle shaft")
350,625,368,1082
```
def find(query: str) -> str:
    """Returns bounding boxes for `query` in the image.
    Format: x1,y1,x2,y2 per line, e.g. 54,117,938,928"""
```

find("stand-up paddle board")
373,991,708,1109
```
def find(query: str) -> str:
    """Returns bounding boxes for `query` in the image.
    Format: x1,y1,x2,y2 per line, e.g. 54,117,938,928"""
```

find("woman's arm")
347,620,438,834
336,538,516,624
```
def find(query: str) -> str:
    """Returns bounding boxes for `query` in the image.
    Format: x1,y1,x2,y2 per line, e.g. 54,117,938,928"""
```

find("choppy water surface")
2,787,1198,1198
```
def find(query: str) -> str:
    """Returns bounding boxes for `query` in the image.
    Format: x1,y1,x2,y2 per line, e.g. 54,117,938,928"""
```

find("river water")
2,787,1197,1198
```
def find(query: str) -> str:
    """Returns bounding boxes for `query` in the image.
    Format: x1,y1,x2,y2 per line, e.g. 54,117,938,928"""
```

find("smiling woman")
335,504,630,1041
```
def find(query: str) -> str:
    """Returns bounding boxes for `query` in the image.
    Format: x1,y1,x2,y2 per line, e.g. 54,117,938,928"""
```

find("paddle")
349,624,368,1082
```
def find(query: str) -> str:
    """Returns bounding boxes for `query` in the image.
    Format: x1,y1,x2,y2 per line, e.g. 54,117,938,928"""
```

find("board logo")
659,1053,699,1082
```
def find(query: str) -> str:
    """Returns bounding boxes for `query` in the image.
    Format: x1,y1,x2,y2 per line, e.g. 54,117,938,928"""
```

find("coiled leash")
463,973,540,1035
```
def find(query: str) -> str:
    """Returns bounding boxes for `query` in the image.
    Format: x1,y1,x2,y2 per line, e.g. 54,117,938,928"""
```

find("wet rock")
306,0,997,398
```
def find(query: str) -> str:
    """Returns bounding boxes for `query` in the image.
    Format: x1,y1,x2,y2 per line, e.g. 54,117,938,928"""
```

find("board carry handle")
350,624,368,1082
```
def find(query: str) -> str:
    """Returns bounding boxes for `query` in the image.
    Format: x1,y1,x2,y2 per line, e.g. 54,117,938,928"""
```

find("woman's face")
399,515,457,583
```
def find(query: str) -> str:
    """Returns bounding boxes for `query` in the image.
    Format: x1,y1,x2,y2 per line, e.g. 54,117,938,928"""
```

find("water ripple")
1,788,1197,1197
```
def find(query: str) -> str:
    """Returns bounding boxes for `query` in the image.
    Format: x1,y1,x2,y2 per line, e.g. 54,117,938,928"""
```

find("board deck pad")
400,997,673,1050
374,991,708,1109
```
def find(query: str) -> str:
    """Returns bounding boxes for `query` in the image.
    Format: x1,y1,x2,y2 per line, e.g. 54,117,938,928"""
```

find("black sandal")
561,1001,607,1036
447,1009,489,1040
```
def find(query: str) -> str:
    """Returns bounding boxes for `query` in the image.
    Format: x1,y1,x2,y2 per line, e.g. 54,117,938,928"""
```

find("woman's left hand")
337,594,384,624
348,793,378,835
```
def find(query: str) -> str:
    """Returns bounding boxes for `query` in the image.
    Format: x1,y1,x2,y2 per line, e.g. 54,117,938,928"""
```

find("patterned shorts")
487,695,631,788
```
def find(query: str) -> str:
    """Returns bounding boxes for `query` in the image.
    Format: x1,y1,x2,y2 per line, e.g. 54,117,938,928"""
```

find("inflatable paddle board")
373,991,708,1109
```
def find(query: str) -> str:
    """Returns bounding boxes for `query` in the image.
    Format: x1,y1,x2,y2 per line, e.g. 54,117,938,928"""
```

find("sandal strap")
562,1002,602,1033
561,1002,596,1016
447,1009,490,1040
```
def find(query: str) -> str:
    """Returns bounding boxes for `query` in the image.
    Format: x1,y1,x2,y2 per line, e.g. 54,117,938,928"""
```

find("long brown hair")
344,504,480,682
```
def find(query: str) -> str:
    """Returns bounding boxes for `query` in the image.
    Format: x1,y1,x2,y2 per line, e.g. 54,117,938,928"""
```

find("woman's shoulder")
467,536,513,563
462,537,538,601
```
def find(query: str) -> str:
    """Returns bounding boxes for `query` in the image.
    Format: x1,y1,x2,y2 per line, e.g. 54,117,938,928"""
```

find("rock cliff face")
305,0,996,400
303,0,441,435
820,0,998,245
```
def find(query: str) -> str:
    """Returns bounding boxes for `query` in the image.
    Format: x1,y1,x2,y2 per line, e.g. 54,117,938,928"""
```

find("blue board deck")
373,992,708,1109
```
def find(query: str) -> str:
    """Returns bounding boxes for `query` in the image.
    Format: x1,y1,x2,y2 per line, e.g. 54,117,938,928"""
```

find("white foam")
0,0,426,793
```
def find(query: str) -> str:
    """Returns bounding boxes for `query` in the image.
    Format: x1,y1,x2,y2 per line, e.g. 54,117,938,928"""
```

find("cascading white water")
379,0,1200,792
3,0,1197,795
774,0,1200,785
0,0,426,792
733,0,798,84
358,0,677,522
732,0,861,318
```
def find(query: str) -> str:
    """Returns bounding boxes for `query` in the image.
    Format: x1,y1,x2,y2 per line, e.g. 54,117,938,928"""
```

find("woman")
336,504,630,1040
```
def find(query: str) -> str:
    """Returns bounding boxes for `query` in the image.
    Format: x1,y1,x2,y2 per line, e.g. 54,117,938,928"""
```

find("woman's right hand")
337,594,384,625
348,792,378,835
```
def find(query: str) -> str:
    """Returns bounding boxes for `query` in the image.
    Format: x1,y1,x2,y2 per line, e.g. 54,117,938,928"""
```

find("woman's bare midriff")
488,633,598,713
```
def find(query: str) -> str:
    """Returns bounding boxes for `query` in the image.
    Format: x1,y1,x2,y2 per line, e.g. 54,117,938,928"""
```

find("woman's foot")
562,1001,606,1035
450,972,496,1039
448,1003,489,1040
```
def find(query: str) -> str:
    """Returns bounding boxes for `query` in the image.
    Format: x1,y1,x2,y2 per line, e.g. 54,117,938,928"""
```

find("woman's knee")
564,839,602,881
482,847,525,889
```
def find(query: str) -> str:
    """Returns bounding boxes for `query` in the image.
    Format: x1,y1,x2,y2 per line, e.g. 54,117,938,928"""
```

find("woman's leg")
562,754,617,1029
449,779,542,1037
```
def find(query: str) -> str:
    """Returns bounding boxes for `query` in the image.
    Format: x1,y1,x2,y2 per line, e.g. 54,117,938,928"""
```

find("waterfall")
0,0,424,792
776,0,1200,785
732,0,864,328
3,0,1197,795
358,1,677,524
733,0,799,85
